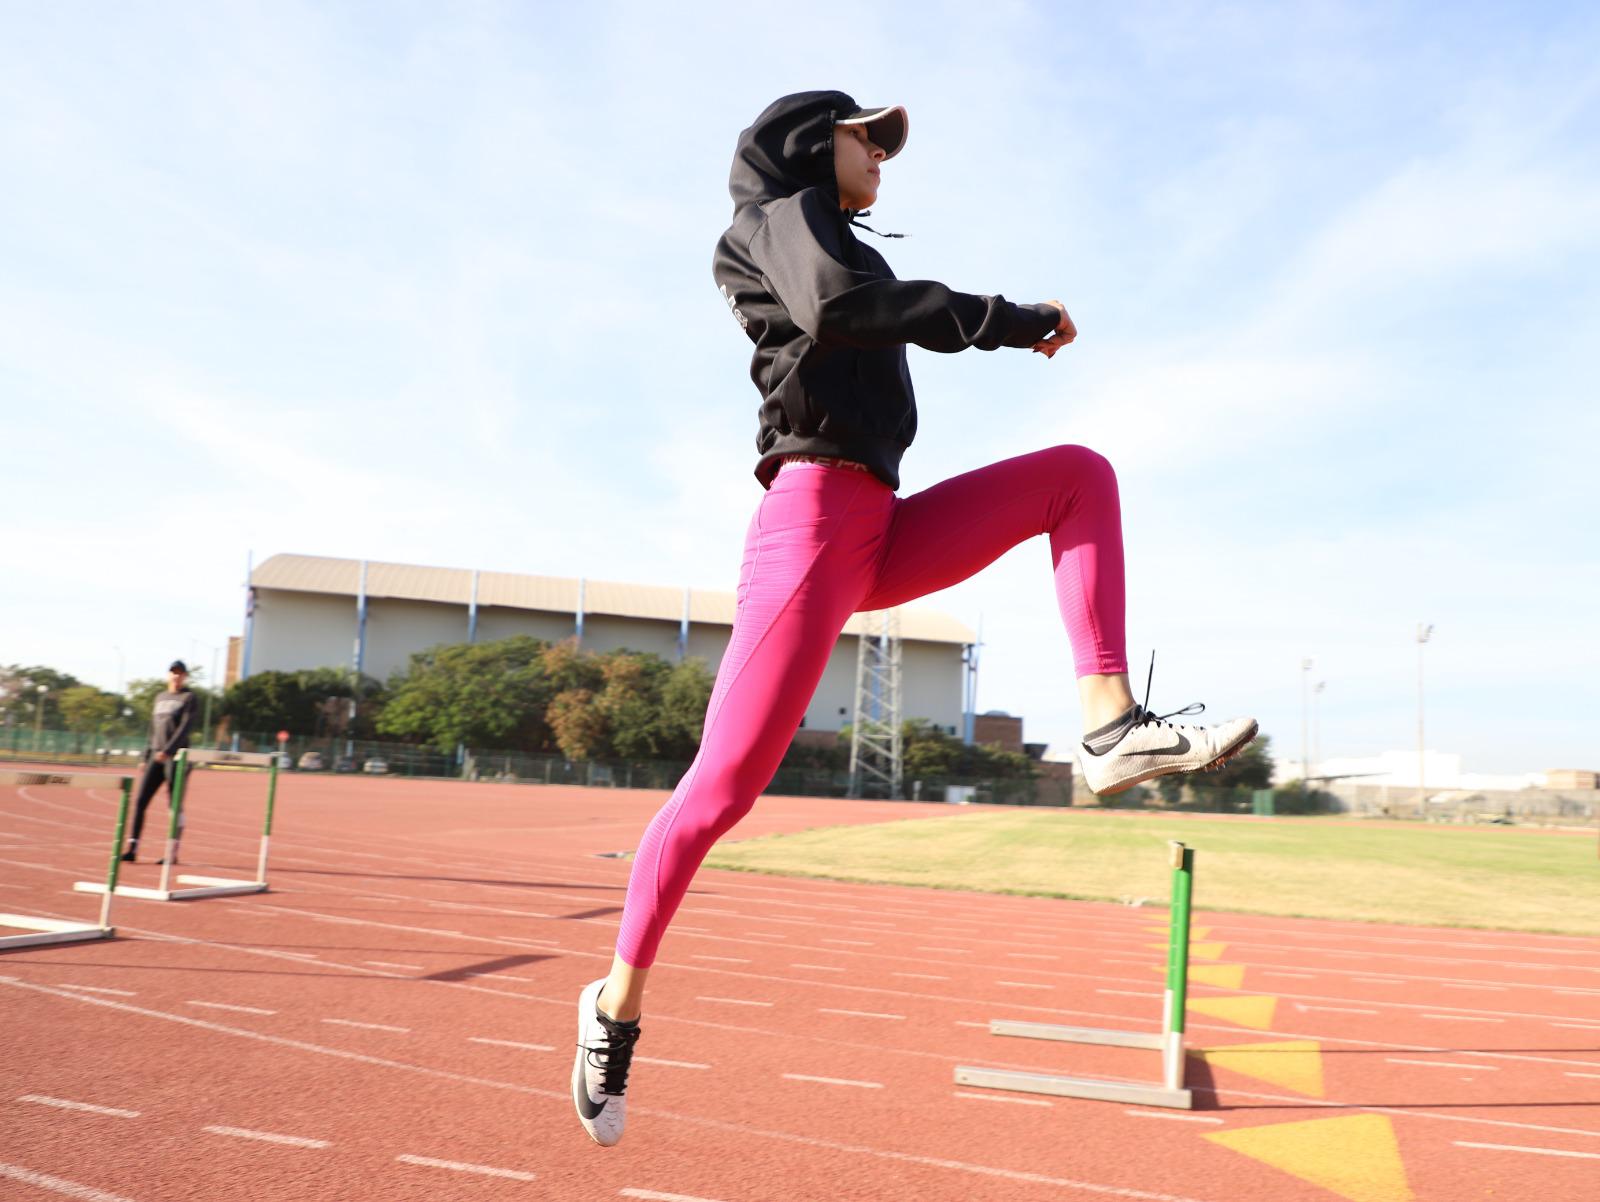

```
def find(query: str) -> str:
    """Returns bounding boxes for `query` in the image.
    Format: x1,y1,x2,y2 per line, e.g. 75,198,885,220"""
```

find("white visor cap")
835,105,908,160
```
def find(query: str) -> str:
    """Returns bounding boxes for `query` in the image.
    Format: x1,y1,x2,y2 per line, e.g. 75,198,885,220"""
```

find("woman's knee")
1036,443,1118,494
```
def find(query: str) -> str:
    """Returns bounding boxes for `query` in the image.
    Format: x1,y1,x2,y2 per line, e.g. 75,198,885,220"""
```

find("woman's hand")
1032,300,1077,358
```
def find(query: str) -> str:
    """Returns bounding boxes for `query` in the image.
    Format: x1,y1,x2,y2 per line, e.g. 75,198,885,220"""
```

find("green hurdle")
953,840,1197,1109
0,771,132,951
75,748,279,902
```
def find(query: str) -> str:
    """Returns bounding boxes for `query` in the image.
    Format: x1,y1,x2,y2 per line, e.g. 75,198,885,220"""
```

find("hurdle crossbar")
953,840,1196,1109
73,748,278,903
0,771,132,951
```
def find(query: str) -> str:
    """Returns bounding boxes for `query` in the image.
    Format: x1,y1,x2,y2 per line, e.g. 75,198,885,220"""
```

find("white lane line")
396,1153,537,1181
1261,971,1315,979
621,1189,733,1202
1008,953,1058,960
695,995,772,1007
186,1001,276,1016
274,951,321,960
1455,1141,1600,1161
955,1020,991,1029
892,972,949,981
321,1018,410,1033
203,1125,329,1148
996,981,1051,990
0,1162,138,1202
1444,984,1510,992
1355,978,1403,986
820,938,875,946
917,947,970,954
469,1037,556,1052
17,1095,140,1118
1294,1004,1379,1015
637,1057,711,1070
1125,1109,1225,1124
1551,1023,1600,1031
53,985,136,997
790,963,844,972
690,955,751,964
1099,989,1162,999
819,1008,905,1021
782,1073,883,1089
1387,1058,1500,1071
1422,1014,1504,1024
953,1091,1053,1107
1563,1071,1600,1080
362,961,424,971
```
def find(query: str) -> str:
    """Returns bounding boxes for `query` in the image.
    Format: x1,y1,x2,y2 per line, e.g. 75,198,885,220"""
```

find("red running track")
1,771,1597,1202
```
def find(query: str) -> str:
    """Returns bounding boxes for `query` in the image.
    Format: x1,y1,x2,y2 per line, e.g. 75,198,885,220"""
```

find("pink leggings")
616,445,1127,967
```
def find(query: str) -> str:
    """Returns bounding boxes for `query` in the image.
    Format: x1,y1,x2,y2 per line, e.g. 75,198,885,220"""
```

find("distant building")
233,553,977,739
972,710,1024,753
1544,769,1599,791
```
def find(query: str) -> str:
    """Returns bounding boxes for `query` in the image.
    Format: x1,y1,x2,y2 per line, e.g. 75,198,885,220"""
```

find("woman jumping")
572,90,1258,1146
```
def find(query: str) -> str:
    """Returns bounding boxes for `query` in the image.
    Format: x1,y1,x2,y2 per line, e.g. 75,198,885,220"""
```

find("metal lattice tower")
849,608,903,799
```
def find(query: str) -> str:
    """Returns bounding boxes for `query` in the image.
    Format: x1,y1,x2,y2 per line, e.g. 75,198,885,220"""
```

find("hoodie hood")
727,90,856,211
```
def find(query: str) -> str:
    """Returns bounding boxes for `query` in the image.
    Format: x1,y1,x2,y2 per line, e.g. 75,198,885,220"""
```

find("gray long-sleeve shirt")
148,689,198,756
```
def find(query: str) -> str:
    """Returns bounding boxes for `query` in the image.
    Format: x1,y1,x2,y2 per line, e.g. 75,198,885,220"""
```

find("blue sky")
2,2,1595,773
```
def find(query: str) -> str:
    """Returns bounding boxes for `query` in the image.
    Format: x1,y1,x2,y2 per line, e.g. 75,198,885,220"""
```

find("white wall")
249,591,966,735
249,591,357,676
364,598,473,683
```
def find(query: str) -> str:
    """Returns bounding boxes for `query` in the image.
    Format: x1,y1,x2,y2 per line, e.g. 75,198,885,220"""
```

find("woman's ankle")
1078,671,1136,734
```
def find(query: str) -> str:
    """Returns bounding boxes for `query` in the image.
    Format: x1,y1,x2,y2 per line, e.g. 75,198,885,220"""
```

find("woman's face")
833,123,885,210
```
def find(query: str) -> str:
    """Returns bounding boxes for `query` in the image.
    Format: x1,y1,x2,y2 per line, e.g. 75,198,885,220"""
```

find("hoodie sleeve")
749,188,1061,353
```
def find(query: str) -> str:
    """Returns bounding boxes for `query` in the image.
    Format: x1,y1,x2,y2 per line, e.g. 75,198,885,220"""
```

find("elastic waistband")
775,454,873,474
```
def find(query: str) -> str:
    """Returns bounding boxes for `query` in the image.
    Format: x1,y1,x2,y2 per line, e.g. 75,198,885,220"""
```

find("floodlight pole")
1299,659,1312,790
1416,623,1433,803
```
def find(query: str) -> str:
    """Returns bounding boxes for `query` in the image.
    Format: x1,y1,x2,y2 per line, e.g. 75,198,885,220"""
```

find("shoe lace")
582,1014,642,1097
1138,652,1206,728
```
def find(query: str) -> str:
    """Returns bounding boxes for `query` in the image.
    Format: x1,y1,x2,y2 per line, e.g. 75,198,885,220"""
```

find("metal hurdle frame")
953,840,1197,1109
0,771,133,951
74,748,279,902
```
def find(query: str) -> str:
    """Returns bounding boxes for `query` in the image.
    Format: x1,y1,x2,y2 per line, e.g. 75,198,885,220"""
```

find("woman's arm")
750,189,1061,354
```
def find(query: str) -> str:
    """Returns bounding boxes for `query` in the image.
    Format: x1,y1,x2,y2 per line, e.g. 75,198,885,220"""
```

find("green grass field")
703,809,1600,937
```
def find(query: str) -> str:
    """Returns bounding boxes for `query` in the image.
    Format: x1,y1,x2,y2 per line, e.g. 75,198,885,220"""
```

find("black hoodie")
712,90,1061,491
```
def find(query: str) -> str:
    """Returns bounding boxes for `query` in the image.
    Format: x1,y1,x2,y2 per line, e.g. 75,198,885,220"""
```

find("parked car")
334,756,357,773
362,758,389,775
297,751,325,771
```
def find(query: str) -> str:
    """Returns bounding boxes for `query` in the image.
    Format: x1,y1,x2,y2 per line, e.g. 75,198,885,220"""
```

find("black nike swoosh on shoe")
575,1082,607,1121
1144,732,1192,756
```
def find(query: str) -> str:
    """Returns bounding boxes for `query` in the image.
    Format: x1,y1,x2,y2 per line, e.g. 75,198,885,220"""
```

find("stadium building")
232,553,980,740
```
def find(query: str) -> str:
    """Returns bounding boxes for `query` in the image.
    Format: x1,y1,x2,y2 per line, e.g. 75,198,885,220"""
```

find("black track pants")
128,757,178,845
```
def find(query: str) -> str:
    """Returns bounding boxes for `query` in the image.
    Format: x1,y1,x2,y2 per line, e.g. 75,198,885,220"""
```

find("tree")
1206,734,1275,790
656,658,713,761
0,664,82,730
378,636,559,751
548,688,607,760
58,686,120,733
223,668,374,737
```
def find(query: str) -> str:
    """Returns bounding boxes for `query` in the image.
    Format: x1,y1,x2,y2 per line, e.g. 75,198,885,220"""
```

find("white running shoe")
1077,706,1259,796
571,977,641,1147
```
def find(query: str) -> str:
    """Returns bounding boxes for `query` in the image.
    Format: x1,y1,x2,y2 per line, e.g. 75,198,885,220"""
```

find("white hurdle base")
0,914,113,950
73,877,266,902
955,1020,1193,1109
954,1065,1191,1109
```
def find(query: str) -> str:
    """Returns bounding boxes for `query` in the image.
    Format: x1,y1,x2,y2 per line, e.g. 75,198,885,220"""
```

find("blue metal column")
575,577,586,645
678,587,691,661
468,569,480,643
240,550,256,682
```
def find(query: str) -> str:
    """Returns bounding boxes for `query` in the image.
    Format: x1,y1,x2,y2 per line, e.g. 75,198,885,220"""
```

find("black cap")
168,660,189,674
836,104,908,160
